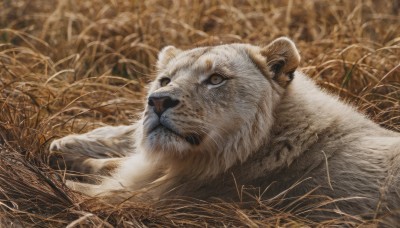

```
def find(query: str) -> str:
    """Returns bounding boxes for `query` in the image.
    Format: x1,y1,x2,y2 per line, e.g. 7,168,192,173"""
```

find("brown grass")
0,0,399,226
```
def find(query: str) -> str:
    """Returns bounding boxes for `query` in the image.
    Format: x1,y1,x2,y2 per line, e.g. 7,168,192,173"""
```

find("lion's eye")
160,78,171,87
206,74,225,85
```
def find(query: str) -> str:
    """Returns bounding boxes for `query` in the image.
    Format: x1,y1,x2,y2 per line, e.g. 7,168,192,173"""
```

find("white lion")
50,37,400,223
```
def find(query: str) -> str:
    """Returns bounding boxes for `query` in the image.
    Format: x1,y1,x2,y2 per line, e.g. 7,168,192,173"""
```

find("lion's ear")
157,45,182,69
261,37,300,87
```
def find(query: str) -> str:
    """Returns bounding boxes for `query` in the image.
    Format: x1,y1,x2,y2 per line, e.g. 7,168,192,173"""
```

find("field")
0,0,399,226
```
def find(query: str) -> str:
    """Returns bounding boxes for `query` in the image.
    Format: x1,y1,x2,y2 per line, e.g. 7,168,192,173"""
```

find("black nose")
148,96,179,117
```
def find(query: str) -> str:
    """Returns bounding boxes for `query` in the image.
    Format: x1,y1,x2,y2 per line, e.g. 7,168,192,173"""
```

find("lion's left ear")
157,45,182,69
261,37,300,87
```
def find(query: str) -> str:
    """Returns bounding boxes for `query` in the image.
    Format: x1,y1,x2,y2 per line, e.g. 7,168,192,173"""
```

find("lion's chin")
150,125,201,145
142,125,202,157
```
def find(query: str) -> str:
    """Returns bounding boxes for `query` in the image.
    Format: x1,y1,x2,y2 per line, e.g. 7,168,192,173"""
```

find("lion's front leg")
50,125,136,158
65,153,161,198
50,125,136,176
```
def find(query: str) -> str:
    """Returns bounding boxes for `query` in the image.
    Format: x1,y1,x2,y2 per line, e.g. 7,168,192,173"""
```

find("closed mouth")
151,124,201,145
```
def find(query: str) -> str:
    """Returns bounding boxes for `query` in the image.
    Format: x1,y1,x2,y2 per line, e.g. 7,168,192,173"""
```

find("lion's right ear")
157,46,182,69
261,37,300,87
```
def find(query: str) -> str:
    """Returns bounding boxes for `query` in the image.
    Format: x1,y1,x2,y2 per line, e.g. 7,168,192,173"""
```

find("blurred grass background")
0,0,399,226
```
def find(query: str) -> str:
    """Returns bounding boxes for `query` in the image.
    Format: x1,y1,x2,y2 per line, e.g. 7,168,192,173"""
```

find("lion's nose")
148,96,179,117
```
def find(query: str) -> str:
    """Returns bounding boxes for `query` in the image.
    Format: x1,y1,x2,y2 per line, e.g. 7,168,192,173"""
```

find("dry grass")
0,0,399,226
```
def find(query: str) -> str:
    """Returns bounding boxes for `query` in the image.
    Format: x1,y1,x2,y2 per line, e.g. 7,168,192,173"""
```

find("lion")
50,37,400,223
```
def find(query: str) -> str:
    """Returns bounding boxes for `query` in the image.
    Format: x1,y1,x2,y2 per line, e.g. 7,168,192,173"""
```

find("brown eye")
207,73,225,85
160,78,171,87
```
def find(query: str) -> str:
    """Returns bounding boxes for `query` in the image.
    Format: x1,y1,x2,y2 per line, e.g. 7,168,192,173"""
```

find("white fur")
51,38,400,222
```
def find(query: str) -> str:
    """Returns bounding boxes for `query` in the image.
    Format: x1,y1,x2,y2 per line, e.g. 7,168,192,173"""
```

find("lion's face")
140,38,300,170
142,44,269,157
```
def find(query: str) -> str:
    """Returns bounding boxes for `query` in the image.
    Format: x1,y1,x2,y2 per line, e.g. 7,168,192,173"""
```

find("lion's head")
138,37,300,177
